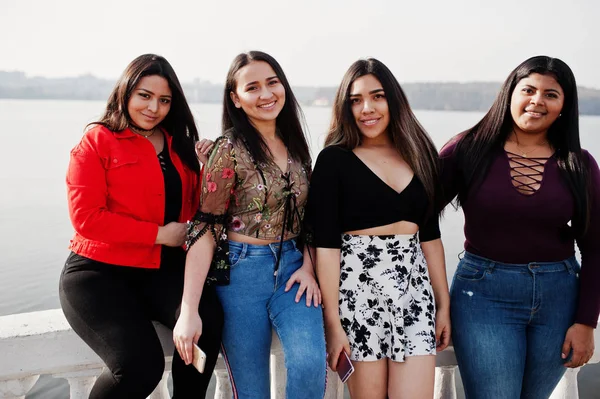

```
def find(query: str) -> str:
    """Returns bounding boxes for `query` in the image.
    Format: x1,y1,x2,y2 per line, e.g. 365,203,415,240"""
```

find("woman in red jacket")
59,54,223,399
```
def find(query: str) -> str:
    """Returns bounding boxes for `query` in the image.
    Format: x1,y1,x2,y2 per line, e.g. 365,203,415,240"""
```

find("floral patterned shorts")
339,234,436,362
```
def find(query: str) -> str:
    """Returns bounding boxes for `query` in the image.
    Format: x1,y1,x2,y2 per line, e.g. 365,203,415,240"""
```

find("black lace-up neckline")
505,151,550,195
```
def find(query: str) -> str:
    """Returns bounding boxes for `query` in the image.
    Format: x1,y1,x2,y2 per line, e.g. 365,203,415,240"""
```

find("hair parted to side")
325,58,440,214
222,51,311,166
92,54,199,173
448,55,591,236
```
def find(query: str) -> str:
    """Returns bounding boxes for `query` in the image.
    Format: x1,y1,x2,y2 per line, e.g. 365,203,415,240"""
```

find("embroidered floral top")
187,131,311,284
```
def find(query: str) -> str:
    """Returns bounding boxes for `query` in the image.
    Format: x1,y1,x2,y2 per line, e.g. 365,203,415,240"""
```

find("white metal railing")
0,309,598,399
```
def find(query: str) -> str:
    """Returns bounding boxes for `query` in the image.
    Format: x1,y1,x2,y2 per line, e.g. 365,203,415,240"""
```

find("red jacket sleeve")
66,133,159,245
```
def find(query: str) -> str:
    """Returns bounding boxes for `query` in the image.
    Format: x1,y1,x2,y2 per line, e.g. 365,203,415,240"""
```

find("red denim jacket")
66,125,200,268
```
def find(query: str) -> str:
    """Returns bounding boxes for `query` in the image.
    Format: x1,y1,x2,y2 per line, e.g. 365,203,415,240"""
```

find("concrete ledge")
0,309,597,399
0,309,174,380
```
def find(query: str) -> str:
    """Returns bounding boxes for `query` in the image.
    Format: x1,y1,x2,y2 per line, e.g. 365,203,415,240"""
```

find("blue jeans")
450,251,579,399
216,239,326,399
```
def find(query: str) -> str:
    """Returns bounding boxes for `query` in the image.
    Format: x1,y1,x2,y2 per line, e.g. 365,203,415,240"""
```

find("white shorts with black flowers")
339,233,436,362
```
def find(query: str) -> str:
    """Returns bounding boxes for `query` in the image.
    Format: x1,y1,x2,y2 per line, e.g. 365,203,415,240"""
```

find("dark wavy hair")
325,58,440,214
447,55,590,236
91,54,199,173
222,51,311,166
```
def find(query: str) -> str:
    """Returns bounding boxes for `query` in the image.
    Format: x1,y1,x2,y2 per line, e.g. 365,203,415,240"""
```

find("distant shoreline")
1,71,600,115
3,98,600,118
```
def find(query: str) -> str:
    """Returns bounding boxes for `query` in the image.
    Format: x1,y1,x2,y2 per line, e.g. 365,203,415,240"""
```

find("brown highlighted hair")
326,58,440,214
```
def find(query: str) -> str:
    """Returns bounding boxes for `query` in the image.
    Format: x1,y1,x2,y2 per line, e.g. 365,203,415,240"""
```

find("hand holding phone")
192,343,207,373
336,350,354,383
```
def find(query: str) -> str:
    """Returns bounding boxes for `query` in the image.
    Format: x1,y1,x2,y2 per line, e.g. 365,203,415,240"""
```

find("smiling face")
230,61,285,129
510,73,564,137
127,75,172,130
349,74,390,142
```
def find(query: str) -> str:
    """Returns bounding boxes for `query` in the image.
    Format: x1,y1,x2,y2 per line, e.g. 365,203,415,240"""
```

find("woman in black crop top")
306,59,450,399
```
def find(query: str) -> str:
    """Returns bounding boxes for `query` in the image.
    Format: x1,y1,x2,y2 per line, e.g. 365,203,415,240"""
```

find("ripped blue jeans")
450,251,579,399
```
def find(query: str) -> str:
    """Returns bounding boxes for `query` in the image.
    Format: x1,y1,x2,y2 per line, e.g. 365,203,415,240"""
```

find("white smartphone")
192,343,207,373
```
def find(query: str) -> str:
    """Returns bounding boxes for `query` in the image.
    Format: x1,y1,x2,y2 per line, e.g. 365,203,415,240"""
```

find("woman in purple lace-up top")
440,56,599,399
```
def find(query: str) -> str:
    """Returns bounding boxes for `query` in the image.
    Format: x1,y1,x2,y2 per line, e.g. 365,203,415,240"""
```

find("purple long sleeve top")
440,139,600,327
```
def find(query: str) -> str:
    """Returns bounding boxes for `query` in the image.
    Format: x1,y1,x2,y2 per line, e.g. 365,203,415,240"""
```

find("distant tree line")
1,71,599,115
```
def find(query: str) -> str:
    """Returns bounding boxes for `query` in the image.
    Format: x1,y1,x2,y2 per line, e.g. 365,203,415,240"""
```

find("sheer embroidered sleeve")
186,137,237,249
575,150,600,327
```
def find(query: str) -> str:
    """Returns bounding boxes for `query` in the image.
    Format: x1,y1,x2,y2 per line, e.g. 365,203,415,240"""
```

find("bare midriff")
345,220,419,236
227,231,299,245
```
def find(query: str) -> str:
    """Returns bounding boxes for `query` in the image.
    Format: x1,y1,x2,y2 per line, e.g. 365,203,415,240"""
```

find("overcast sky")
1,0,599,88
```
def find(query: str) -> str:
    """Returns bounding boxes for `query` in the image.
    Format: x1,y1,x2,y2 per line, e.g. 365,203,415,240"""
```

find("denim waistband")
228,238,298,256
462,251,578,273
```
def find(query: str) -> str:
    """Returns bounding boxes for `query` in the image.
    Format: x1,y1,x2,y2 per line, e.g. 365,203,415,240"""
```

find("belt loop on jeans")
239,242,248,260
486,261,496,273
563,257,576,274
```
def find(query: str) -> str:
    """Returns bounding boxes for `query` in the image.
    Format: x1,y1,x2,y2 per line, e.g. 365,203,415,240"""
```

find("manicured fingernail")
561,353,567,359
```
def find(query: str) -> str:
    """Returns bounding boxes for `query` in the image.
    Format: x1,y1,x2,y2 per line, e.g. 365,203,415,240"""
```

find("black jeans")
59,251,223,399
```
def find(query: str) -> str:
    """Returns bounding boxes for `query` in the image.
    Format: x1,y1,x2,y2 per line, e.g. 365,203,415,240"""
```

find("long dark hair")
448,55,590,236
325,58,440,213
91,54,199,173
222,51,311,166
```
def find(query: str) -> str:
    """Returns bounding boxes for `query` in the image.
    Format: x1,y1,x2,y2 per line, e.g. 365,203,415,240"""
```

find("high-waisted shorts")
339,233,436,362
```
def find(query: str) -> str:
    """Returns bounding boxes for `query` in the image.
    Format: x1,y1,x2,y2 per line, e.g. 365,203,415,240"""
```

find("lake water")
0,99,598,398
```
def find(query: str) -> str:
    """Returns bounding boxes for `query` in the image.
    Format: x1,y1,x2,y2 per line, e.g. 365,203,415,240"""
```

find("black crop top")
306,145,440,248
